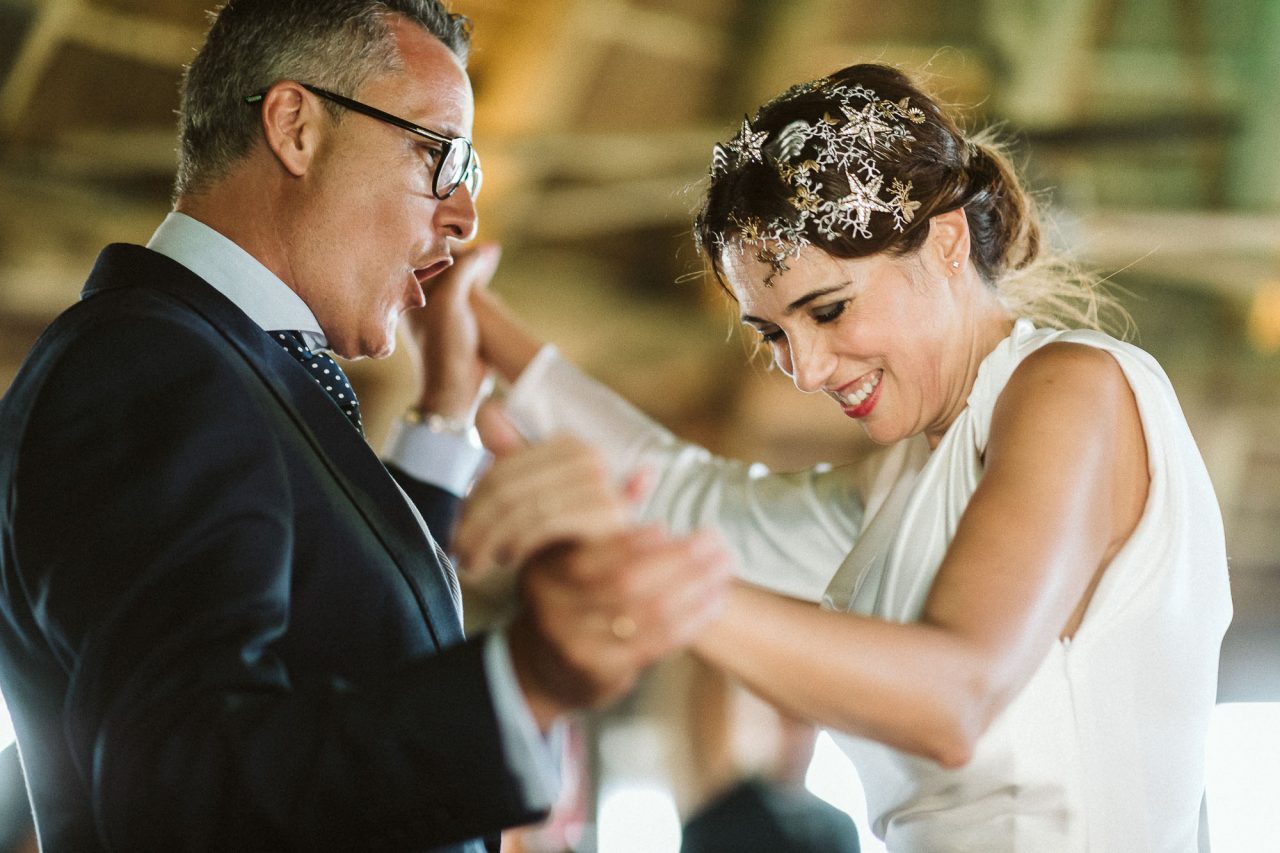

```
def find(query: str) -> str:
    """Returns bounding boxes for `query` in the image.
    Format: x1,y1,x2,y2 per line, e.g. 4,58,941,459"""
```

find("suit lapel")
83,244,465,649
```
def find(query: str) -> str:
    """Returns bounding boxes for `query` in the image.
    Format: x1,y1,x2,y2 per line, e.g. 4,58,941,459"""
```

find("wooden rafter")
0,0,77,132
1,0,203,133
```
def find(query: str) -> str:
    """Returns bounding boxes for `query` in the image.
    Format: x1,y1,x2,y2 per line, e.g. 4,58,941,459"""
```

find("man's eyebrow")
740,283,851,325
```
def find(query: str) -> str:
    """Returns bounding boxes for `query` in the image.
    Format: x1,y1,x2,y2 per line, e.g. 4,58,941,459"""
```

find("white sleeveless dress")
504,320,1232,852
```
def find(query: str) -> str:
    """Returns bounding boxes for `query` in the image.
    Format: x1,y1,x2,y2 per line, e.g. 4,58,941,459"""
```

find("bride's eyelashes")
753,300,850,344
813,299,850,325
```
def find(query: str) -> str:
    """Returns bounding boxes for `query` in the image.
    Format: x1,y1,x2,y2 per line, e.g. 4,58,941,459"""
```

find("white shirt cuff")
383,417,490,496
483,629,562,811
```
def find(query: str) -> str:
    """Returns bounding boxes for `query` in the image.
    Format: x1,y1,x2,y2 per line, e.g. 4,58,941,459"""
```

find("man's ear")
258,81,322,177
925,207,971,277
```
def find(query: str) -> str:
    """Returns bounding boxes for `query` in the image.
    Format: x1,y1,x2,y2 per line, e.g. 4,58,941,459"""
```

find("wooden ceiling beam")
30,128,178,177
1,0,203,134
1073,209,1280,298
488,176,701,240
62,3,204,69
0,0,77,132
733,0,830,102
579,0,726,67
471,0,726,137
489,126,715,180
984,0,1099,127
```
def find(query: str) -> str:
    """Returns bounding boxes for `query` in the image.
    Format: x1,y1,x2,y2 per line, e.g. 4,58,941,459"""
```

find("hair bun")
960,139,1040,279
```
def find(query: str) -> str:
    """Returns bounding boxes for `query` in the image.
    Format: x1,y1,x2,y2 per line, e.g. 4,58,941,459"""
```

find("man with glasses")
0,1,730,851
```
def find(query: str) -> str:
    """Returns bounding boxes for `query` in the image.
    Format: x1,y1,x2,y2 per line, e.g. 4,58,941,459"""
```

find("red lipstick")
837,371,883,419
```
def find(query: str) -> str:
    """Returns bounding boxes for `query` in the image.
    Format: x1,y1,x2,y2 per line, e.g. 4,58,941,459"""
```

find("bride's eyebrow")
740,282,852,325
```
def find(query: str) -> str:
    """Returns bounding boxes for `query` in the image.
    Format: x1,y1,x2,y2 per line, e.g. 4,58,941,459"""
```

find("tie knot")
270,330,364,436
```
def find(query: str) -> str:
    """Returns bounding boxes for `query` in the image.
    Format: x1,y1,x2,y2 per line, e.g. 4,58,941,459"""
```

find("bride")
423,63,1230,851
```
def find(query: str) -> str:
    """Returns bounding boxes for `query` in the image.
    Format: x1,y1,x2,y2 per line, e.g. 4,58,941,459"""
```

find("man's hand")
453,434,648,575
507,527,732,730
436,298,730,730
402,244,501,418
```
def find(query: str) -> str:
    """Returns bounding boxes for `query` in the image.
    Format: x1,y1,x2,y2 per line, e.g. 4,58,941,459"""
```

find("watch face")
426,412,472,433
407,408,474,435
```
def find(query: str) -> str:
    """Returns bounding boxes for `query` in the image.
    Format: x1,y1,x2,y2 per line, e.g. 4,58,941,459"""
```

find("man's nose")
436,184,478,242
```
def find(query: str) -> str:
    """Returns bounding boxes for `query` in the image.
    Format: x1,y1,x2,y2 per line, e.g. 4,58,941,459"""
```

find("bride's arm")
471,286,865,601
693,343,1150,766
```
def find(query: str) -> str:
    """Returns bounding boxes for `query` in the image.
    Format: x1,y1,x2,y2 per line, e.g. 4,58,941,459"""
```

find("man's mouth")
414,257,453,283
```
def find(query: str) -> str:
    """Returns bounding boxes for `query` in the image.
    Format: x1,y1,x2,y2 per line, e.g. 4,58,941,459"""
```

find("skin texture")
175,15,732,732
453,434,648,574
425,207,1151,763
702,213,1149,763
725,211,1010,449
461,410,732,729
694,340,1148,765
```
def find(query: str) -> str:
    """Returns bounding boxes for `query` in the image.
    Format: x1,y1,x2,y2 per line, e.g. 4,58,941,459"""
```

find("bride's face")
722,242,975,447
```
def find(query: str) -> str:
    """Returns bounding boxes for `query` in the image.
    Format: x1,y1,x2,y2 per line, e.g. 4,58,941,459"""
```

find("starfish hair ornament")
728,117,769,164
709,80,928,283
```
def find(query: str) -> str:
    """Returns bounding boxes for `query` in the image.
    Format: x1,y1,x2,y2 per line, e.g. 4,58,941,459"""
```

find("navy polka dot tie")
270,330,364,436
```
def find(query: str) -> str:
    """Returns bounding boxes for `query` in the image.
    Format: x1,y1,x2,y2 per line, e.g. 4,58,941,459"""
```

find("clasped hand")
460,424,731,729
403,246,732,729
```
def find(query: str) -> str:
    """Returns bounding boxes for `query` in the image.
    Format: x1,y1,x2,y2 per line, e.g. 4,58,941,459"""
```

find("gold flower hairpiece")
709,81,927,281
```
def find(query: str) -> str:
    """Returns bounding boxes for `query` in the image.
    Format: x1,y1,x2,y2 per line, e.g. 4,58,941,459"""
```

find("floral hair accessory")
709,81,927,281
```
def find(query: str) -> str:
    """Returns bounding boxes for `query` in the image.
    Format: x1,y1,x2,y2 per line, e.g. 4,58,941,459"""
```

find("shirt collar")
146,211,329,351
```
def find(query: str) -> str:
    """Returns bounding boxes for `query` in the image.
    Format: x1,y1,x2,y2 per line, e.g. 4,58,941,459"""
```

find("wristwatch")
404,406,473,434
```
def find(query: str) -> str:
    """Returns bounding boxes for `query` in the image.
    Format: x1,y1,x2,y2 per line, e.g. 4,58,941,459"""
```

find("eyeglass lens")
439,142,480,199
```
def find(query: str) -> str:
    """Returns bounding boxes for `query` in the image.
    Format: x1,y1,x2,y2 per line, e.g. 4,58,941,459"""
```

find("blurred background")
0,0,1277,851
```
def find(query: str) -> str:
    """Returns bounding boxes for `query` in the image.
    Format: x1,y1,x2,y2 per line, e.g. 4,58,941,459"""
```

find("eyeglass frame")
244,82,481,200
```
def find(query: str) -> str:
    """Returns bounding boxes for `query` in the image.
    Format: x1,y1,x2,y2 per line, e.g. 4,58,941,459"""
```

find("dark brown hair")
696,64,1039,289
694,63,1128,333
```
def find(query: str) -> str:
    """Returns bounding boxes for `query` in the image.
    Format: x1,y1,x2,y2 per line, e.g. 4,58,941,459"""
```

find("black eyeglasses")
245,83,481,200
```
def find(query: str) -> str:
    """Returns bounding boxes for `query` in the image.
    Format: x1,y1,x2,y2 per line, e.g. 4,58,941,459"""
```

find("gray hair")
175,0,471,197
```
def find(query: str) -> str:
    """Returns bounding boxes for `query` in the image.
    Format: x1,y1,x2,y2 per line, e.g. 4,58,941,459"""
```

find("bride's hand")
402,244,501,418
469,280,547,385
453,407,649,575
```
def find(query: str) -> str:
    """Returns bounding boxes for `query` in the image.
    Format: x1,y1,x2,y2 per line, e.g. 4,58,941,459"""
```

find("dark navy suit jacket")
0,245,542,851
